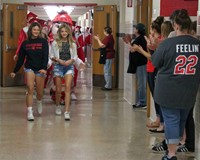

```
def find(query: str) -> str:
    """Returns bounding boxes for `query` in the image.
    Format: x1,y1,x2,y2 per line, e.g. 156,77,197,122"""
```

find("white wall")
120,0,137,105
152,0,160,21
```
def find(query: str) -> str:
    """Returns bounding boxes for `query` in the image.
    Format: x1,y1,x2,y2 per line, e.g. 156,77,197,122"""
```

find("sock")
27,107,32,111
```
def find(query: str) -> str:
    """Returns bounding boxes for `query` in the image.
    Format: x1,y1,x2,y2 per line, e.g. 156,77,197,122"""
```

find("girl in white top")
50,24,77,120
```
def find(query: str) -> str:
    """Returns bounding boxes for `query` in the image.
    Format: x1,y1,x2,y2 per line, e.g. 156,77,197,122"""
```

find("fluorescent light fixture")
44,6,74,20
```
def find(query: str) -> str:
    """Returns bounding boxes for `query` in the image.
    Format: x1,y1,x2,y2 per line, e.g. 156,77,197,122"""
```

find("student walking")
50,24,77,121
10,22,49,121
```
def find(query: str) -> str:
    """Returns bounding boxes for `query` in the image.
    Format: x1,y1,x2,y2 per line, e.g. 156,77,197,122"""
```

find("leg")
136,65,147,106
185,107,195,151
161,106,190,158
54,76,62,106
103,59,113,89
35,75,45,101
26,72,36,108
147,72,160,127
25,71,36,121
64,74,73,112
35,74,45,114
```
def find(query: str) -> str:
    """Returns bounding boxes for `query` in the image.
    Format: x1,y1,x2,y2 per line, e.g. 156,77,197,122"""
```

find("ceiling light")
44,6,74,20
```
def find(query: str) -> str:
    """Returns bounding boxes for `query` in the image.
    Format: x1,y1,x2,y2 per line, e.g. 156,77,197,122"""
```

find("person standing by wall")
50,24,77,121
94,26,115,90
151,9,200,160
10,22,49,121
128,23,147,108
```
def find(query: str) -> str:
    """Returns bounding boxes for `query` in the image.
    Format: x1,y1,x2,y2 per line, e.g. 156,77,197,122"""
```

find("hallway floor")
0,68,195,160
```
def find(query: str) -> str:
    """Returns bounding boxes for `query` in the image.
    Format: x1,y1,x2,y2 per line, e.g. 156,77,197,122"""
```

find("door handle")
5,44,17,52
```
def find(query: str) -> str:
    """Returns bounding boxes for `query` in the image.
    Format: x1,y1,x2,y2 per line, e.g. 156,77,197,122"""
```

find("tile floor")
0,68,195,160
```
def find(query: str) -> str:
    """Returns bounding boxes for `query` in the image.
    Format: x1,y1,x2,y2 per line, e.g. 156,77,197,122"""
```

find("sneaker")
177,144,194,152
64,112,70,121
71,92,77,100
152,141,167,152
162,155,177,160
27,108,34,121
101,87,112,91
37,101,43,114
55,106,62,115
132,104,147,109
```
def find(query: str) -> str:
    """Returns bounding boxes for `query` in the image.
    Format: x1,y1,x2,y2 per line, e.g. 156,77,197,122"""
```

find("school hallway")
0,68,195,160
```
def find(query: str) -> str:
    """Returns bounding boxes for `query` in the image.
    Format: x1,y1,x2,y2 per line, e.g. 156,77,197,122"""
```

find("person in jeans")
50,24,77,121
127,23,147,109
151,14,196,155
10,22,49,121
151,9,200,160
94,26,115,90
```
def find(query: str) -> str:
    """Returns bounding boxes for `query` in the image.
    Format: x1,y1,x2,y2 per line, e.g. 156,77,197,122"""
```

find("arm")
131,44,152,60
42,39,49,70
12,42,26,74
93,35,106,48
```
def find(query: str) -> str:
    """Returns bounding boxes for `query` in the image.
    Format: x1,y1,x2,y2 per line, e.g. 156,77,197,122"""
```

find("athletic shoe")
71,92,77,100
132,104,147,109
37,100,43,114
177,144,194,152
27,108,34,121
55,106,62,115
152,141,167,152
162,155,177,160
101,87,112,91
64,112,70,121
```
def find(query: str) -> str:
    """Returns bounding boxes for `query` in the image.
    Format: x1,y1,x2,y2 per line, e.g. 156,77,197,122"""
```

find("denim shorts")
53,64,74,78
24,68,46,78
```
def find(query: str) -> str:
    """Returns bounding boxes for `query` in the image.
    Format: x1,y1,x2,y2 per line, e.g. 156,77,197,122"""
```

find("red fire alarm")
127,0,133,7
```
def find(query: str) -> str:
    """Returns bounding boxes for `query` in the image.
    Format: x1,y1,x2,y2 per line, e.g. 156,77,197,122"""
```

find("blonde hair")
161,21,174,39
56,24,74,49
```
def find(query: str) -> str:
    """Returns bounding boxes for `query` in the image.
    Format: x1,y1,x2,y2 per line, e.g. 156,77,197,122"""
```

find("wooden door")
92,5,118,88
137,0,152,117
1,3,27,87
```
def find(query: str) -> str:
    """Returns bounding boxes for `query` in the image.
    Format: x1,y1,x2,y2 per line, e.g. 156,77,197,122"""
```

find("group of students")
10,20,79,121
127,9,199,160
10,10,116,122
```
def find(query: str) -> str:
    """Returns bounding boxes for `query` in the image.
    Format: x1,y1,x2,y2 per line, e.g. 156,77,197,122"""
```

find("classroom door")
1,3,27,87
92,5,118,88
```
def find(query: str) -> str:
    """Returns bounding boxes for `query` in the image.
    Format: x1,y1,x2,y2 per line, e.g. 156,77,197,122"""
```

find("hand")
79,63,86,71
50,57,58,62
130,44,142,53
13,55,18,61
38,69,47,75
10,72,16,78
93,35,100,40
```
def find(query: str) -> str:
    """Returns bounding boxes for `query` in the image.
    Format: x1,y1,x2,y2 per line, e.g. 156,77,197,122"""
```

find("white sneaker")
64,112,70,121
55,106,62,115
37,101,43,114
71,93,77,100
27,108,34,121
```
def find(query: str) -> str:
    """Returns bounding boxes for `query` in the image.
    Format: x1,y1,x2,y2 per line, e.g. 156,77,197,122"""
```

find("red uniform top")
85,34,91,45
16,27,28,55
76,34,85,62
146,36,163,73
